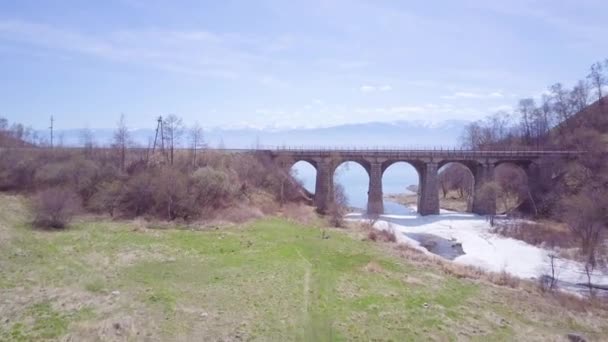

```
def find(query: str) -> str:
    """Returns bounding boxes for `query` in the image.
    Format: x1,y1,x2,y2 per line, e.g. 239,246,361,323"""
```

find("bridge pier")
314,160,333,214
472,163,496,215
419,162,440,215
367,162,384,215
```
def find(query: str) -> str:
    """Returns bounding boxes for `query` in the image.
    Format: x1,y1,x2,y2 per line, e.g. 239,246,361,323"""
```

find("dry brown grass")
386,192,471,212
493,220,575,248
247,190,280,214
367,228,397,243
280,203,319,225
363,261,385,273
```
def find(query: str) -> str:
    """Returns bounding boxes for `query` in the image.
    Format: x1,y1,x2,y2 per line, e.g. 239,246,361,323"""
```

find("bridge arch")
381,161,423,213
437,161,476,212
492,161,530,214
290,160,317,195
332,160,371,210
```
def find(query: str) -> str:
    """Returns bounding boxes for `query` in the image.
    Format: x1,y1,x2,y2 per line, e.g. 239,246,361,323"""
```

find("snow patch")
348,209,608,295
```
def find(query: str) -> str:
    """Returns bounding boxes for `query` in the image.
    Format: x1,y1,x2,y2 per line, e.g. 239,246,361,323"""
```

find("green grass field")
0,194,606,341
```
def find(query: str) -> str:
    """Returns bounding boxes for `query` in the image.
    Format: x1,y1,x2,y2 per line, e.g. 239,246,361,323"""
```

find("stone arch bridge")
258,148,577,216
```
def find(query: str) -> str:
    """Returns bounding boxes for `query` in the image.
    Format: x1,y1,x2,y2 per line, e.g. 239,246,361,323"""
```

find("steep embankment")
0,195,607,340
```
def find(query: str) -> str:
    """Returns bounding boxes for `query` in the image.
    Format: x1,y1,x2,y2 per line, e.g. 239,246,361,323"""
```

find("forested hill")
457,60,608,281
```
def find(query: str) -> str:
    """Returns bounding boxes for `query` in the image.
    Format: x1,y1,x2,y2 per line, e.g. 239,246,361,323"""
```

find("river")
292,162,608,297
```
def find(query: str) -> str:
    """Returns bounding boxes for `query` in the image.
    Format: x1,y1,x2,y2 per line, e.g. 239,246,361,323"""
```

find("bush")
31,187,81,229
120,171,155,217
89,180,123,217
34,158,100,202
368,228,397,243
0,150,40,191
151,167,193,220
328,183,348,227
190,167,238,209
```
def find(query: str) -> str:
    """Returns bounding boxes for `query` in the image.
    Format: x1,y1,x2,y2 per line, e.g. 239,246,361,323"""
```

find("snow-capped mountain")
42,120,469,149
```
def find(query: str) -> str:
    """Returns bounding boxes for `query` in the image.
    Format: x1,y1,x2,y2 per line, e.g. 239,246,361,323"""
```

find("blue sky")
1,0,606,130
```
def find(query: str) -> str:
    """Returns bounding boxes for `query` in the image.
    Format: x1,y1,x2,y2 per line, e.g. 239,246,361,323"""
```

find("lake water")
292,161,419,213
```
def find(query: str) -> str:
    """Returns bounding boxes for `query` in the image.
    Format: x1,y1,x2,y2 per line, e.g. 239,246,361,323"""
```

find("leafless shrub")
0,150,41,191
88,181,123,217
538,253,560,293
368,228,397,243
439,163,473,201
491,270,520,288
31,187,81,229
120,171,155,217
34,158,100,203
190,166,239,210
495,163,529,214
560,190,607,298
328,182,348,227
367,230,378,241
151,167,193,220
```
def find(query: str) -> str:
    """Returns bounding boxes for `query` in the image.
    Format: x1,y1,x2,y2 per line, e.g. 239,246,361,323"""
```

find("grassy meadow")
0,194,607,341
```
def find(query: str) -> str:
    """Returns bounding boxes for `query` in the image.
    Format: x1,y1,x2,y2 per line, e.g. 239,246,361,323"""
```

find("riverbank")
385,192,470,212
347,206,608,297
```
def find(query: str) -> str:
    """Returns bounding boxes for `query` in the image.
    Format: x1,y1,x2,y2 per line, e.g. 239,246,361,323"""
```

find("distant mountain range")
43,120,469,149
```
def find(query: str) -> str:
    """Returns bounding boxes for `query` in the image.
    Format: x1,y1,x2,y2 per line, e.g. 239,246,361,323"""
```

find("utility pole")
152,116,165,153
49,115,54,149
150,116,168,163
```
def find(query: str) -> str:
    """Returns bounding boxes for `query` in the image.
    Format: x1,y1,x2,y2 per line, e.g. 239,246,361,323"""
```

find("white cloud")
441,90,504,100
360,85,376,92
359,84,392,92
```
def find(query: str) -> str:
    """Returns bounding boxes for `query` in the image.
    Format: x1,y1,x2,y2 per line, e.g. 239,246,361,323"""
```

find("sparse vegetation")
2,194,608,340
31,187,81,229
0,115,309,224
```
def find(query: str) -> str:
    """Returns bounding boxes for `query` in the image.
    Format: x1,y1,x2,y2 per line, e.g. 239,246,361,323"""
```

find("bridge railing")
251,145,580,157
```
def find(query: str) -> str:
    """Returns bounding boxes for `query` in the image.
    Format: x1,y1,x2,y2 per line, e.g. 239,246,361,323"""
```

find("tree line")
0,114,307,228
461,59,608,151
459,59,608,297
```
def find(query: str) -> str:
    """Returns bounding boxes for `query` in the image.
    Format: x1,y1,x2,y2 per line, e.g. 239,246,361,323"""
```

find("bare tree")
517,98,536,144
329,182,348,227
189,122,206,168
539,252,560,292
560,190,607,297
460,121,483,149
570,80,590,113
439,163,473,201
587,61,606,104
549,83,576,137
113,114,131,172
163,114,184,165
80,127,95,156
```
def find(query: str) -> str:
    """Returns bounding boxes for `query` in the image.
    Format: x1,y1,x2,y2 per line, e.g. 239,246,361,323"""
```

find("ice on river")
346,208,608,295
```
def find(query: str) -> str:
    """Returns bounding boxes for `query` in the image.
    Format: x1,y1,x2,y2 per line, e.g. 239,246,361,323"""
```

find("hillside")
1,195,607,341
0,131,33,148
